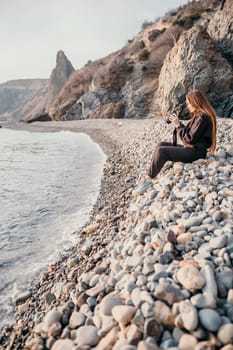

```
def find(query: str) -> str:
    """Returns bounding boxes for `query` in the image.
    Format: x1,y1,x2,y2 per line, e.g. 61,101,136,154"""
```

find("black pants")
148,142,207,179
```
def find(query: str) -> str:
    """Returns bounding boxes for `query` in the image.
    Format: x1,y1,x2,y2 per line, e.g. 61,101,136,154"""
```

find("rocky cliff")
1,0,233,123
48,0,233,121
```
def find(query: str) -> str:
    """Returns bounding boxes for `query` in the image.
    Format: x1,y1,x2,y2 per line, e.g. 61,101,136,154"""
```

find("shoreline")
1,118,233,349
1,120,144,348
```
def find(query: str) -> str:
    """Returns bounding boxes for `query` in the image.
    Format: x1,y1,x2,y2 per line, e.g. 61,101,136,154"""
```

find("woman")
148,90,217,179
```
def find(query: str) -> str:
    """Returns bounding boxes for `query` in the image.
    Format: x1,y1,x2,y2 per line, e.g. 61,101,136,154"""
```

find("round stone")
153,301,173,326
212,210,223,222
51,339,74,350
177,265,205,290
141,302,154,318
154,283,184,305
131,288,141,307
182,217,201,229
209,235,227,249
190,292,216,309
144,318,163,338
199,308,222,332
126,255,143,268
44,310,62,328
112,305,136,325
76,325,99,346
177,233,192,244
217,324,233,345
44,292,56,305
159,252,174,265
179,334,198,350
69,311,86,329
179,301,198,331
48,322,62,337
99,293,122,316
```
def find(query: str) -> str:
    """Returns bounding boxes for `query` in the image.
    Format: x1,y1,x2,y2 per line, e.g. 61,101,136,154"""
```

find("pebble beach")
1,118,233,350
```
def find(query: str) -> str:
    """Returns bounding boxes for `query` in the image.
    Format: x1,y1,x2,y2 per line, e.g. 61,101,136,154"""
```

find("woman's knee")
157,141,168,147
152,146,166,163
153,144,163,158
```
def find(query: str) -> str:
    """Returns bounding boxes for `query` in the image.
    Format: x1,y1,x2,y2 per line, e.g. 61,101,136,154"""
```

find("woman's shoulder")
195,113,210,123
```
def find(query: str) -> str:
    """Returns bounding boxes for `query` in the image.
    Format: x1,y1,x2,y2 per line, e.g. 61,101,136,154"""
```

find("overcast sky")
0,0,189,84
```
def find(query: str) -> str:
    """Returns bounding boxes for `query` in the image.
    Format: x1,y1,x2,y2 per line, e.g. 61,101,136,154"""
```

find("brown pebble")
126,324,143,345
144,318,163,339
166,230,177,243
48,322,62,337
77,292,88,307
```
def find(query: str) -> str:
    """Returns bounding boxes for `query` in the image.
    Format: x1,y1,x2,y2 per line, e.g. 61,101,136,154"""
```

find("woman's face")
186,98,195,114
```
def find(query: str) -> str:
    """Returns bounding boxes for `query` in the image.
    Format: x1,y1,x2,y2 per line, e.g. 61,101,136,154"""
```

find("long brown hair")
186,90,217,153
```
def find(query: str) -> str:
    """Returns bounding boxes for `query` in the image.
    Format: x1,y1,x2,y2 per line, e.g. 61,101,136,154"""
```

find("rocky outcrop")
22,51,75,123
157,25,233,118
49,59,102,120
61,89,124,120
46,50,75,110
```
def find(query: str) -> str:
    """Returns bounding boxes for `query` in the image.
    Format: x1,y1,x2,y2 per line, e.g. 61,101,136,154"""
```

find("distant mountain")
0,79,48,124
0,50,75,124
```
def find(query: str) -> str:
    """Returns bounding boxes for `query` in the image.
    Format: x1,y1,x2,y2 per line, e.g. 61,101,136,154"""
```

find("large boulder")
157,25,233,118
207,2,233,67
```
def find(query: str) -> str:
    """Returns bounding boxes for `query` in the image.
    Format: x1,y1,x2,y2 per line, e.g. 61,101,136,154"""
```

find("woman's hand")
170,113,180,128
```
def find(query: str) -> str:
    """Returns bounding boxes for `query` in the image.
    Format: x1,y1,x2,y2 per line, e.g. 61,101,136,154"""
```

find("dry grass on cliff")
49,0,224,120
93,51,134,91
141,25,183,77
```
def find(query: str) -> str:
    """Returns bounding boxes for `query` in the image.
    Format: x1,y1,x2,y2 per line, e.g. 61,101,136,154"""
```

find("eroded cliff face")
48,0,233,121
50,25,183,121
157,25,233,118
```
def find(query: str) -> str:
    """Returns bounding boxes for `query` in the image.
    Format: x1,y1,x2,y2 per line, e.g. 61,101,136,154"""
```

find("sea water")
0,128,106,326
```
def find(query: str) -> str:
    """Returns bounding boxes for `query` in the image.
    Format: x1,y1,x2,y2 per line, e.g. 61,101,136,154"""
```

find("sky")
0,0,189,84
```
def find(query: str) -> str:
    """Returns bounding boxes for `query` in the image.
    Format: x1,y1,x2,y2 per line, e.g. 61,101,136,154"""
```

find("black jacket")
177,113,212,150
